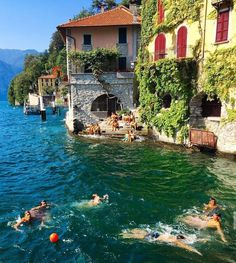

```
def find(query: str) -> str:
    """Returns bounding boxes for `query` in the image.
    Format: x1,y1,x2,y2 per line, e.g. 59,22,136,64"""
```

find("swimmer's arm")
174,241,202,256
203,204,210,211
13,219,23,230
217,225,227,242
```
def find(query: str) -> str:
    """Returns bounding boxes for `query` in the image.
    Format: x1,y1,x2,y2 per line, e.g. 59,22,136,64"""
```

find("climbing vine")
136,58,197,140
69,48,119,74
155,0,204,34
202,46,236,101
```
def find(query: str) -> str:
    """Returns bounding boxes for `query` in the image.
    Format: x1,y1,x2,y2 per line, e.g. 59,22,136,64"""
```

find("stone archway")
91,93,121,119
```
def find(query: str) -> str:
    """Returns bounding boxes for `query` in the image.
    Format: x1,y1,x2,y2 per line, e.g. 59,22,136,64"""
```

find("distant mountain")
0,49,39,69
0,49,39,101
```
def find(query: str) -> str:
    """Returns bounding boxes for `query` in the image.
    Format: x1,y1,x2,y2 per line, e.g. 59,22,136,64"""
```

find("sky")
0,0,121,52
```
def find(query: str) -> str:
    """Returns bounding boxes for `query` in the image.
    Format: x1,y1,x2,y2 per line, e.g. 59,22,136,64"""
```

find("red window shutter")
158,0,164,24
177,26,187,58
154,34,166,61
216,10,229,42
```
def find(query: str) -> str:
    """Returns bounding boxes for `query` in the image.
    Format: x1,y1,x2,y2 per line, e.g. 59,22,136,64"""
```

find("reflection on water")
0,102,236,263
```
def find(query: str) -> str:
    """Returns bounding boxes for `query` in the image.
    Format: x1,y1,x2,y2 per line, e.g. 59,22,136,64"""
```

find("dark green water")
0,101,236,263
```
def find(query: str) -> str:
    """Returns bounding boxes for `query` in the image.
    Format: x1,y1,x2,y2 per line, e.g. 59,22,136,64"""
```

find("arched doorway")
91,94,121,119
154,33,166,60
202,95,221,117
177,26,187,58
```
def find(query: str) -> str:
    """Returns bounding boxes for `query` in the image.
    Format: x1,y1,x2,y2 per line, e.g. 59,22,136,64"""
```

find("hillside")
0,49,39,101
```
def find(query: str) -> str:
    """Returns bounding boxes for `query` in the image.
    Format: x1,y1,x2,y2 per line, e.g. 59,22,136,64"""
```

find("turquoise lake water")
0,101,236,263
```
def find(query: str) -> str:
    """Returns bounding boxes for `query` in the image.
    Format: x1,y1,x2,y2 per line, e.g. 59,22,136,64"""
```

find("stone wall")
66,72,134,131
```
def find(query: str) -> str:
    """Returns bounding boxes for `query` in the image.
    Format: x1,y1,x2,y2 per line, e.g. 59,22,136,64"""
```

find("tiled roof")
57,6,141,28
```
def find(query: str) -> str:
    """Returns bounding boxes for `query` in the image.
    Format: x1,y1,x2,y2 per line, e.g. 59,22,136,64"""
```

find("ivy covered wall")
137,0,236,141
202,46,236,101
136,58,197,140
136,0,201,141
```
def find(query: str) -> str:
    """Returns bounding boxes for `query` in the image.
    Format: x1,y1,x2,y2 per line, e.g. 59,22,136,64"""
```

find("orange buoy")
49,233,59,243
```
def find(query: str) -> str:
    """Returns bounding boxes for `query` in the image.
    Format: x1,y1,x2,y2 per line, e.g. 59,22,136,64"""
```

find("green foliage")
226,109,236,122
8,31,66,105
92,0,117,12
155,0,203,34
136,58,197,137
139,0,157,63
202,46,236,100
73,8,94,20
207,9,217,20
9,72,32,105
152,100,189,137
69,48,120,74
221,109,236,125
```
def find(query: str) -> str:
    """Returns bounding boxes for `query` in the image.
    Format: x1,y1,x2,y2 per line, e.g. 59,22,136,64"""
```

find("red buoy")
49,233,59,243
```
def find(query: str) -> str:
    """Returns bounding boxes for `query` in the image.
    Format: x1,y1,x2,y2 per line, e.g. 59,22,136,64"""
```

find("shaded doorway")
202,95,221,117
91,94,121,119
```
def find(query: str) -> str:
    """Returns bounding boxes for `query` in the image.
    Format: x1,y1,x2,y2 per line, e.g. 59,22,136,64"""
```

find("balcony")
211,0,232,9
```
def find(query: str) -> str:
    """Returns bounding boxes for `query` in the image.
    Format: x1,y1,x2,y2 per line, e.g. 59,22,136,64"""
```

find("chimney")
100,3,105,13
129,1,138,23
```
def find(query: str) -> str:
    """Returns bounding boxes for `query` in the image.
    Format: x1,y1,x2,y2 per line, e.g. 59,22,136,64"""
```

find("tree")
73,7,94,20
92,0,117,12
120,0,129,7
48,31,64,54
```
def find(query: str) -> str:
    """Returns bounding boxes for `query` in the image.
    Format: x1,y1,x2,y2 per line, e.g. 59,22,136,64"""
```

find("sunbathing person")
183,213,227,242
112,119,119,131
120,228,202,255
94,123,101,135
88,194,109,206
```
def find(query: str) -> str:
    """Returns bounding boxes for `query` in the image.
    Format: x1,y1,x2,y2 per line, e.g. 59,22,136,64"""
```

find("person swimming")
183,213,227,242
88,194,109,206
13,201,49,230
120,228,202,255
29,200,49,223
203,197,221,217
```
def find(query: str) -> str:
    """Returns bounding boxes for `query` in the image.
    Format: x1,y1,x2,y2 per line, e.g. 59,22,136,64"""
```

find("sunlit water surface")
0,101,236,263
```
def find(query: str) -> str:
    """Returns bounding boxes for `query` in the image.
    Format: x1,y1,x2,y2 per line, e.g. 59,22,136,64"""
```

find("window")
158,0,164,24
177,26,187,58
118,28,127,44
154,34,166,60
118,57,127,71
83,34,91,45
215,9,229,43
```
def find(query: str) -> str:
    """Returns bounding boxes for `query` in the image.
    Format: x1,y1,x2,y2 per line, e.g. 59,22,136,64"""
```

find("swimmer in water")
30,200,49,225
120,228,202,255
13,210,32,230
183,213,227,242
13,201,49,230
89,194,109,206
203,197,221,217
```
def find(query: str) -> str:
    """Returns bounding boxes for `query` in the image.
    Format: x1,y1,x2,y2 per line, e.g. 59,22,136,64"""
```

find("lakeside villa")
57,0,236,155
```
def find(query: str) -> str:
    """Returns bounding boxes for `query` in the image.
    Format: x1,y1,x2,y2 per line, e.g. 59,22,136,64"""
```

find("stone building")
57,3,141,132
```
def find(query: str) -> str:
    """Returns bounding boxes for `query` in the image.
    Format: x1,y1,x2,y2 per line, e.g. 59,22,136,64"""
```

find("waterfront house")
38,74,57,96
57,3,141,132
138,0,236,154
